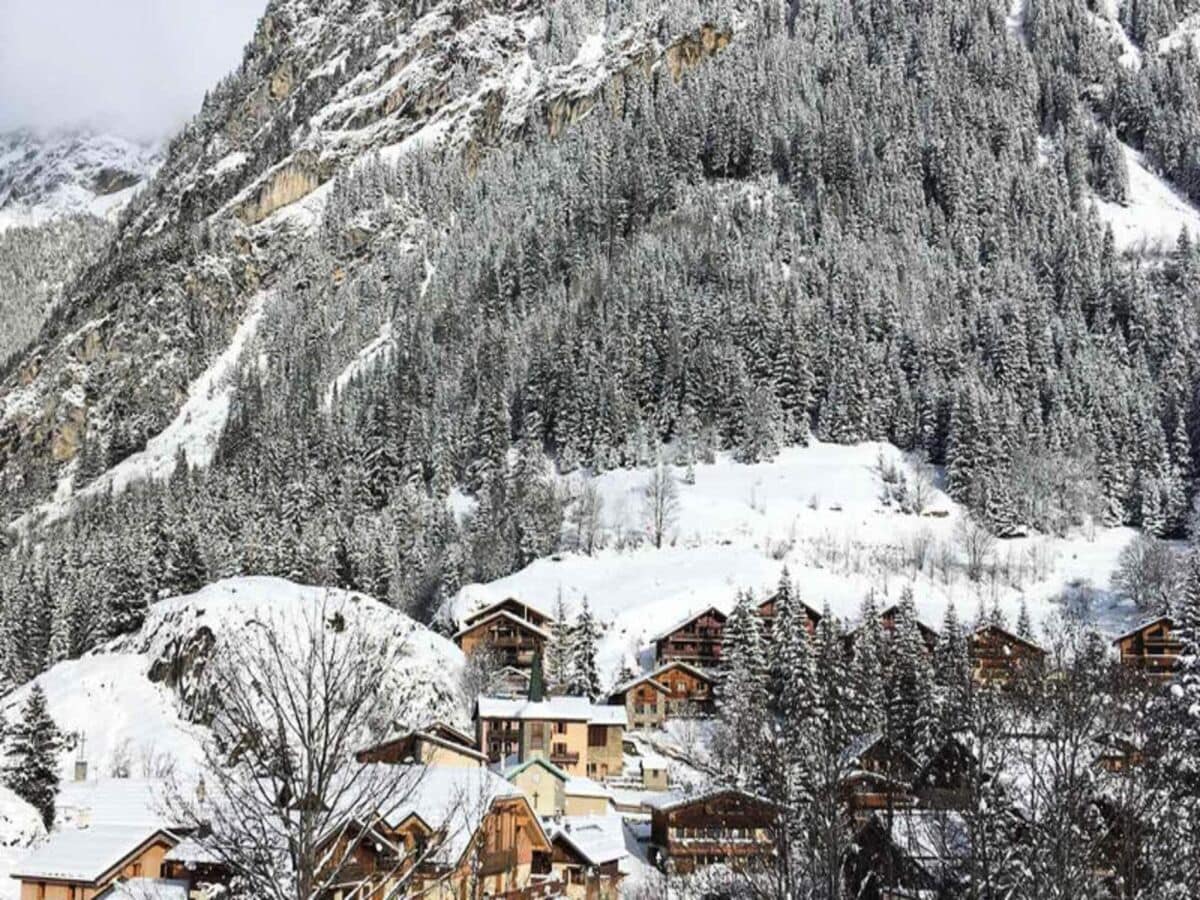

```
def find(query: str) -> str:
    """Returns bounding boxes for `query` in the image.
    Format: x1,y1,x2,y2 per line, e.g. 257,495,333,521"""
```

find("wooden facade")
648,790,778,875
316,796,556,900
653,607,727,667
454,611,550,669
756,595,822,636
969,625,1046,686
845,605,939,656
1113,616,1182,681
839,734,919,816
608,676,670,729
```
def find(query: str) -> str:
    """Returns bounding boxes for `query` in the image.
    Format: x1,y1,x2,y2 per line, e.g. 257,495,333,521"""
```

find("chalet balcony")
487,635,543,649
550,750,581,766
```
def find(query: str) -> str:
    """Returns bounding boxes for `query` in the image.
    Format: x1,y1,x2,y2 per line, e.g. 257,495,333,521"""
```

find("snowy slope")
450,442,1141,685
1095,144,1200,252
0,131,160,232
0,577,466,792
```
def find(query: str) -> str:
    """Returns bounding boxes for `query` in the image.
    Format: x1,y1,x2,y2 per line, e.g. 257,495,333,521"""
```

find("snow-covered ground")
451,442,1141,685
1095,143,1200,252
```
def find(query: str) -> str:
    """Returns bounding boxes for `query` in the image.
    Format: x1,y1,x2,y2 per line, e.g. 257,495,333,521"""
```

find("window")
555,721,568,734
588,725,606,747
553,742,569,757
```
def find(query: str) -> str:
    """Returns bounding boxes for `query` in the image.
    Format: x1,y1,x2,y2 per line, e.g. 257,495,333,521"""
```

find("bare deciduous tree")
642,463,680,549
166,596,431,900
1112,533,1179,614
956,516,996,582
568,481,604,555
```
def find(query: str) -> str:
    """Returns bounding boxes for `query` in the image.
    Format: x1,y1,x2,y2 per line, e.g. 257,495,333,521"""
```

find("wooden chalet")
845,605,939,656
912,737,978,811
1093,733,1145,774
647,789,778,875
607,673,671,729
12,825,179,900
356,722,487,768
838,733,919,816
846,811,970,900
489,665,533,699
1113,616,1182,681
454,610,551,669
652,607,727,667
756,594,822,636
969,624,1046,686
315,768,559,900
608,660,717,726
461,597,553,631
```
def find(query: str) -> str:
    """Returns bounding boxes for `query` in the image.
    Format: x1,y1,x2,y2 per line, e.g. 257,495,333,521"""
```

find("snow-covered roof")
886,810,971,864
548,815,628,866
95,878,190,900
356,729,487,763
12,825,175,883
643,787,777,813
610,659,717,697
476,696,624,725
639,752,670,771
162,836,223,865
972,624,1046,654
649,606,727,643
58,778,172,829
453,610,552,641
588,705,628,726
564,777,612,800
461,596,551,627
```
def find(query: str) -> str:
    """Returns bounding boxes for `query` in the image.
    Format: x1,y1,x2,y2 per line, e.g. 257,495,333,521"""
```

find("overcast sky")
0,0,267,143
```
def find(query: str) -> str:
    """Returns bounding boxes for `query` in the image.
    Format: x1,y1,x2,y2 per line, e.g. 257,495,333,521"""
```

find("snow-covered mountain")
0,131,161,232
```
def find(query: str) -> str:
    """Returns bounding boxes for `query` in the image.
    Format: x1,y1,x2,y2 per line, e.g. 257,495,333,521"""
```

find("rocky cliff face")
0,0,738,527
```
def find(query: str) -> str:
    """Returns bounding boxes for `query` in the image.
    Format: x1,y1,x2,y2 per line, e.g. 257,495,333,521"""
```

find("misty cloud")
0,0,267,143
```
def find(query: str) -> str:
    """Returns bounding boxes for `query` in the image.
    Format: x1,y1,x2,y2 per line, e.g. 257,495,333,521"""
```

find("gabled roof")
564,777,612,799
972,624,1046,655
13,825,177,884
454,609,552,642
845,605,940,645
643,787,778,813
461,597,551,629
504,757,569,782
613,660,717,697
758,595,824,622
547,815,628,866
1112,615,1176,644
609,674,670,698
355,729,488,764
838,732,918,773
650,606,728,643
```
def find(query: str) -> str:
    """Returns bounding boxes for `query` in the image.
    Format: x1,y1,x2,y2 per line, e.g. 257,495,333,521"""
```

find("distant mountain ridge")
0,131,161,232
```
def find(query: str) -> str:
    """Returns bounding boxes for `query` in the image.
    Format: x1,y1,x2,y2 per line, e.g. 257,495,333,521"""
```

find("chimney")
196,776,207,804
73,759,88,782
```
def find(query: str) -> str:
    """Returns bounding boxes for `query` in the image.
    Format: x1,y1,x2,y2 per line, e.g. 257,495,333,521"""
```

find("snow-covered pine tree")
3,684,63,827
848,592,887,734
887,586,936,756
569,598,602,700
932,599,971,739
545,592,574,695
718,589,768,786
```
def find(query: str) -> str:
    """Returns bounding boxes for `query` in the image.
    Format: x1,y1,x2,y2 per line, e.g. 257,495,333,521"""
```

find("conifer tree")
545,592,574,695
933,599,971,738
4,685,62,828
718,590,768,786
888,587,936,755
569,598,602,699
848,592,887,734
